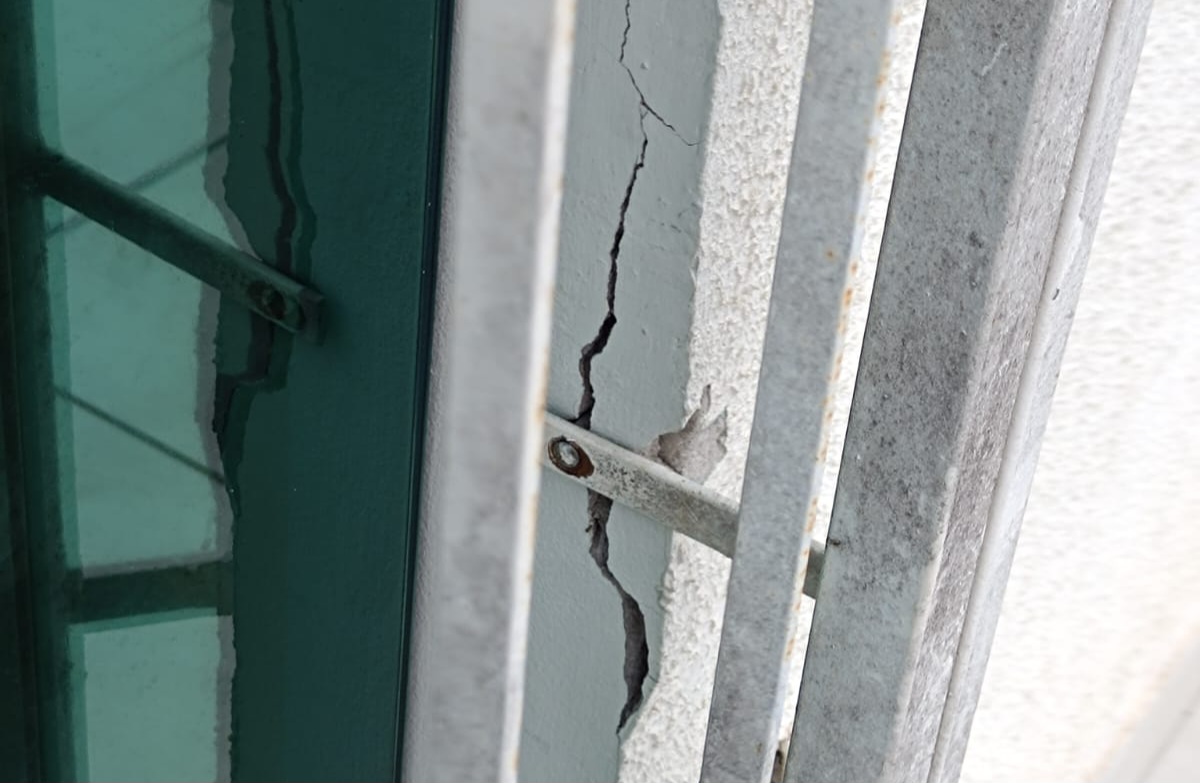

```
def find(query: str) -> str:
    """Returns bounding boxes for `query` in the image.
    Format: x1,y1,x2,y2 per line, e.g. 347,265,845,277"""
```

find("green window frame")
1,0,452,779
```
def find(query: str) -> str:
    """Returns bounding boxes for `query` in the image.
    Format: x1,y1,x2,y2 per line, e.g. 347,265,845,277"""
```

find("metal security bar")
927,1,1154,779
784,2,1152,782
699,2,903,780
399,1,577,781
401,0,1151,779
540,412,825,598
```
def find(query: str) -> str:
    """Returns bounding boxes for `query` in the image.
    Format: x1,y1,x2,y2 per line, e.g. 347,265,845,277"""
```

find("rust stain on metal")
547,436,595,477
805,496,820,532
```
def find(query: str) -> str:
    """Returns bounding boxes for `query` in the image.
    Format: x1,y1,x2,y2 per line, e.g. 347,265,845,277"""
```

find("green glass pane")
16,1,237,780
53,214,224,570
72,612,230,783
33,0,224,203
3,0,450,779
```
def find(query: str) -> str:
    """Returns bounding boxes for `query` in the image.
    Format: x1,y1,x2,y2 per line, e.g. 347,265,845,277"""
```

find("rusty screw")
550,437,581,469
547,436,594,477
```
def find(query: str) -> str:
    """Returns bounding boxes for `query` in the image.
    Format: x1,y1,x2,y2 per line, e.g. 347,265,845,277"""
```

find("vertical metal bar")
217,1,452,777
698,2,902,781
927,2,1154,780
0,0,77,778
0,81,38,783
785,1,1120,782
400,0,576,781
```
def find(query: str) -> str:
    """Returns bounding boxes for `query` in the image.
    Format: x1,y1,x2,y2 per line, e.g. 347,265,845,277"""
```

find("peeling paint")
647,384,729,483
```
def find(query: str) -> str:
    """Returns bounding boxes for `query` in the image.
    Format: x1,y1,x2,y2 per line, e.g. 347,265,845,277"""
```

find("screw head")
547,436,594,477
550,438,581,469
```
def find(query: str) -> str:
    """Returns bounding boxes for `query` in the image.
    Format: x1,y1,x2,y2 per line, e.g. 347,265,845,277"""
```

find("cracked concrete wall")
516,0,718,780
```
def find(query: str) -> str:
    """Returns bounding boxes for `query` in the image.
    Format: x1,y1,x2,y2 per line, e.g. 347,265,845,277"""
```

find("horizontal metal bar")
541,412,823,600
70,559,231,624
27,151,323,341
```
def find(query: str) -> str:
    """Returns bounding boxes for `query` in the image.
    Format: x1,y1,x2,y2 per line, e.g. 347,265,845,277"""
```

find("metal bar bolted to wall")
1,0,1153,778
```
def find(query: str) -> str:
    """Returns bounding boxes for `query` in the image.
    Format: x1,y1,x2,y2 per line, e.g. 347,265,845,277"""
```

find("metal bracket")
541,412,824,600
27,151,324,342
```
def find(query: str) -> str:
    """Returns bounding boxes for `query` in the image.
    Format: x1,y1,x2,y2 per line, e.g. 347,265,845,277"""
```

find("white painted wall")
618,1,1200,782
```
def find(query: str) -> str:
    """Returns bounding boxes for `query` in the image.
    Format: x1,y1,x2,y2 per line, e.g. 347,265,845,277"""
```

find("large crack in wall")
570,0,699,736
571,125,649,733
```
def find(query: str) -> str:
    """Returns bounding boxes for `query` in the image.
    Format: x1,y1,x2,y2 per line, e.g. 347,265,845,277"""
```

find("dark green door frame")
213,1,452,778
0,0,452,779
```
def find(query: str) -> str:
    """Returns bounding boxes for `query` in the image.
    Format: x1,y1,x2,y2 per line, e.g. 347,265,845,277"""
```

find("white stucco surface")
622,1,1200,781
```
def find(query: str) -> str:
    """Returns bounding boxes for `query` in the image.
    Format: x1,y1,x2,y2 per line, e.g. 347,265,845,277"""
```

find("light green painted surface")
36,0,219,183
